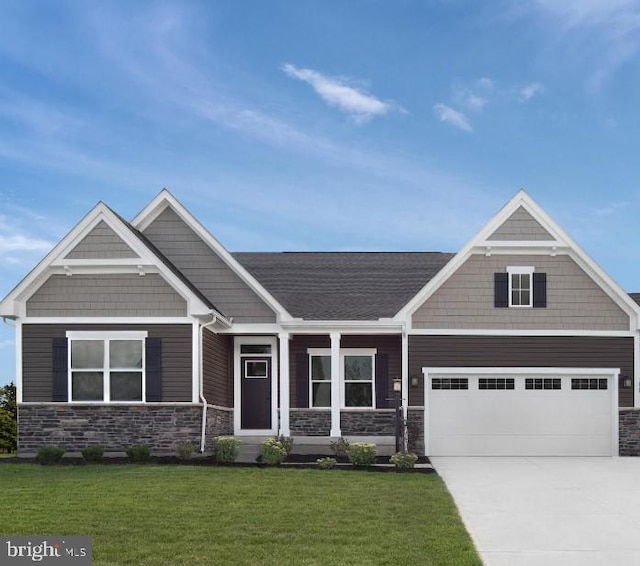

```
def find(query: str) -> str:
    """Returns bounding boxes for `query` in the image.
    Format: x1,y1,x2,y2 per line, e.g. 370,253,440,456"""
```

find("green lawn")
0,465,480,565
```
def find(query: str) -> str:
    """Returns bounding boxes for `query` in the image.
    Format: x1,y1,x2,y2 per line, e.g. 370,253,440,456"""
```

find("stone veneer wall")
18,404,205,454
340,410,396,435
407,409,424,454
204,405,234,452
619,409,640,456
290,409,331,436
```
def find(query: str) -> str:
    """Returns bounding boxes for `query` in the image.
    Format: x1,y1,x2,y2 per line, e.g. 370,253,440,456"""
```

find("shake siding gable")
26,274,187,317
65,220,139,259
412,254,629,330
487,207,554,241
141,207,277,323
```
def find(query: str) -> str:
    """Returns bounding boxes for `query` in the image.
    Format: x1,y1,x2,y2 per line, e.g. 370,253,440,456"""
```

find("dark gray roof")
630,293,640,306
232,252,455,320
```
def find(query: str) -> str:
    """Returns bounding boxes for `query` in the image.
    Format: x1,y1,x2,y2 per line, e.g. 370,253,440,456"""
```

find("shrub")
214,437,240,463
390,451,418,470
80,445,104,462
275,435,294,455
126,444,151,463
36,446,65,465
346,442,376,467
330,437,350,458
176,442,195,461
259,437,287,465
316,457,337,470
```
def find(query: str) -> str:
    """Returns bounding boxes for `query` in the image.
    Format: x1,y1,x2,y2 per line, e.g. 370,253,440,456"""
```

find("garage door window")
432,378,468,390
526,378,561,390
479,378,515,390
571,378,608,390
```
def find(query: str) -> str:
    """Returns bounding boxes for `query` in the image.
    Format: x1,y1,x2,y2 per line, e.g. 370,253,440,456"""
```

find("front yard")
0,465,480,565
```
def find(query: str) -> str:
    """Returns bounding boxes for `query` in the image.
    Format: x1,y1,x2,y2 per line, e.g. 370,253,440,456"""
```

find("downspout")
199,315,219,453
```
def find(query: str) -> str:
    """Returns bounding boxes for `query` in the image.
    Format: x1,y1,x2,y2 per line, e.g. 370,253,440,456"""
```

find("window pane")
511,290,520,305
520,273,531,288
520,290,530,305
344,356,373,381
311,356,331,381
245,360,268,378
345,383,372,407
71,341,104,369
312,382,331,408
111,372,143,401
72,372,103,401
110,341,143,369
240,345,271,354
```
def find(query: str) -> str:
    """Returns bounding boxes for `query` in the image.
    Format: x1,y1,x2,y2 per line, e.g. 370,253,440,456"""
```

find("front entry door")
240,356,272,430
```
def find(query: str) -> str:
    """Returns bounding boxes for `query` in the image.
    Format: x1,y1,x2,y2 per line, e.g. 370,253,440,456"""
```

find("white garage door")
424,368,619,457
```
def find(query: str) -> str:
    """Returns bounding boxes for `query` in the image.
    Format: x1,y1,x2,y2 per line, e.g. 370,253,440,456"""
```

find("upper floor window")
508,266,534,307
495,267,546,309
67,331,147,402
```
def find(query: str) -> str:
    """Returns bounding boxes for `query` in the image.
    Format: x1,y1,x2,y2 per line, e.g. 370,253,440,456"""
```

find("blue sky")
1,1,640,385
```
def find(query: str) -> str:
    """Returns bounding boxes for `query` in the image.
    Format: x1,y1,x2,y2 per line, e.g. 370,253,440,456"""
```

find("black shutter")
533,272,547,308
295,353,309,408
145,337,162,402
375,353,389,409
52,337,68,402
494,272,509,308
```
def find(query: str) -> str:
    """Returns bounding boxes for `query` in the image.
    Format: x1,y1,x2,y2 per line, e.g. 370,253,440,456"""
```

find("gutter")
198,313,222,453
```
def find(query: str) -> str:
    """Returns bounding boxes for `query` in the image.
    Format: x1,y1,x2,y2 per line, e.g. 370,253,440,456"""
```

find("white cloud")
281,63,394,123
433,103,473,132
519,82,544,101
456,89,487,111
0,234,52,254
477,77,494,90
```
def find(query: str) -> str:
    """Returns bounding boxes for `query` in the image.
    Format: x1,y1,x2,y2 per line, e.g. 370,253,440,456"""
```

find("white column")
401,329,409,451
330,332,341,437
15,321,22,404
278,333,290,436
634,332,639,408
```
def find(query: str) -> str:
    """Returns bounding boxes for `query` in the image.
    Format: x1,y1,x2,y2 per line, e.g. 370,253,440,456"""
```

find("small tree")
0,382,17,453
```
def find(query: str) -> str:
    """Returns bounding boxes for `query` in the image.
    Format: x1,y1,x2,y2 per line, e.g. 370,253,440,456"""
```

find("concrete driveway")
431,457,640,566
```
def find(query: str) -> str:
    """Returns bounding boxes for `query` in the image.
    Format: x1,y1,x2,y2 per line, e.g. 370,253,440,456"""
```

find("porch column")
330,332,341,437
401,329,409,451
279,332,290,436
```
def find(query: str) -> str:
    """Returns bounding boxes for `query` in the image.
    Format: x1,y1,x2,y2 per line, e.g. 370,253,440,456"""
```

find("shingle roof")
630,293,640,306
232,252,455,320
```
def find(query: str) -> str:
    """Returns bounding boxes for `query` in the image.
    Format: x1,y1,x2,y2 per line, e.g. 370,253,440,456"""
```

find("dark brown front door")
240,356,272,430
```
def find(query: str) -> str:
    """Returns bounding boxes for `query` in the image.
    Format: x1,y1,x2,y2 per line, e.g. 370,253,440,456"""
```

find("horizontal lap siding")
22,324,193,402
202,329,232,407
408,335,634,407
64,220,139,259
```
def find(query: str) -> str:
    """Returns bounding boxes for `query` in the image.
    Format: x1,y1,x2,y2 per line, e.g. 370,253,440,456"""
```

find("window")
479,378,515,390
432,378,468,390
67,331,146,402
343,353,375,407
525,378,561,390
508,266,534,307
571,378,608,390
245,360,268,378
310,355,331,408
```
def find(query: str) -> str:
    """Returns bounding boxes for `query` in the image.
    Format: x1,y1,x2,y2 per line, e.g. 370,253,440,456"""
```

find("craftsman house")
2,189,639,456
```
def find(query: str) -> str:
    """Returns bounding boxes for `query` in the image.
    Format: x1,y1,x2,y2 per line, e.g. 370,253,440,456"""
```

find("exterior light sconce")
392,377,402,393
410,375,420,387
622,377,633,388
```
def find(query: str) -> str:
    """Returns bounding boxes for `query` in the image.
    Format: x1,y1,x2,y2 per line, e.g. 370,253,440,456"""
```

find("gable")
487,206,554,241
64,220,139,259
142,207,277,323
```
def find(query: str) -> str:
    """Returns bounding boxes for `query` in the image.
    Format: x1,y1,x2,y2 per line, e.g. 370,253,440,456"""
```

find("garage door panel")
426,370,616,457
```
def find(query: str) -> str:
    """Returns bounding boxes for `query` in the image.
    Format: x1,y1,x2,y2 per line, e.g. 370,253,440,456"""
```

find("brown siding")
289,334,401,408
488,207,554,241
65,220,139,259
26,274,187,317
412,254,630,331
202,329,232,407
22,324,193,402
408,335,634,407
142,207,277,323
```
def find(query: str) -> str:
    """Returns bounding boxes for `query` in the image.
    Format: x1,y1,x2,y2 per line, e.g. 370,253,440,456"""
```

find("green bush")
36,446,65,465
214,437,240,463
259,437,287,465
80,445,104,462
275,435,294,455
330,437,350,458
316,457,337,470
176,442,195,460
390,451,418,470
126,444,151,463
346,442,376,467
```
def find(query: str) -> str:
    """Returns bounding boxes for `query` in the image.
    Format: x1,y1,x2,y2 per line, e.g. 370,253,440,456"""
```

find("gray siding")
408,335,634,407
142,207,276,323
488,207,554,241
26,274,187,317
65,220,139,259
22,323,193,402
202,329,232,407
412,254,629,330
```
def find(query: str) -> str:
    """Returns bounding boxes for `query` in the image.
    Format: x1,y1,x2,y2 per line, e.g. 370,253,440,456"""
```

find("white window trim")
66,330,148,403
308,348,331,409
341,348,377,410
507,266,535,308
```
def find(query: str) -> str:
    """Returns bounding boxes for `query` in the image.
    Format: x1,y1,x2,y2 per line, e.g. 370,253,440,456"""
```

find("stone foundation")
204,405,234,452
18,403,205,454
290,409,331,436
340,410,396,435
407,409,424,454
619,408,640,456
